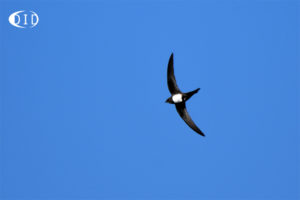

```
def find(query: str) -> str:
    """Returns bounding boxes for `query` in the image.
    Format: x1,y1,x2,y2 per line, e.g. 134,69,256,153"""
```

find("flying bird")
165,53,205,136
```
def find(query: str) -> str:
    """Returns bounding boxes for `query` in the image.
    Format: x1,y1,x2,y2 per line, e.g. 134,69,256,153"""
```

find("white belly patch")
172,94,183,103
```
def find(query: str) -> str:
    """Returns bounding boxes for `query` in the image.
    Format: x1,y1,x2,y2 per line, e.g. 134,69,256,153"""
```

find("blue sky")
0,0,299,199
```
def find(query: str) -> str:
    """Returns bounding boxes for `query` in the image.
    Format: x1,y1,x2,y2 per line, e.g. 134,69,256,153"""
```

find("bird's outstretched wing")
175,103,205,136
167,53,181,94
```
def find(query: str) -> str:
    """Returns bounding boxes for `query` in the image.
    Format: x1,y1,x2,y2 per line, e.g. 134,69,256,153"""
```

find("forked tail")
184,88,200,101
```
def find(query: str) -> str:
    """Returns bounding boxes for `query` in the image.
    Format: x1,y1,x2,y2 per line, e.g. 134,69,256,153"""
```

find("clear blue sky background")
0,0,299,199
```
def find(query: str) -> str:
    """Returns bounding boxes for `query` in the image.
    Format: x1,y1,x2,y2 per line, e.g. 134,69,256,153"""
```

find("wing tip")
197,130,205,137
168,53,174,65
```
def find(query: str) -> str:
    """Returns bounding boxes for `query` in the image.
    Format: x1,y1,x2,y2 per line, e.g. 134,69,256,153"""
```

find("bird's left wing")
175,103,205,136
167,53,181,94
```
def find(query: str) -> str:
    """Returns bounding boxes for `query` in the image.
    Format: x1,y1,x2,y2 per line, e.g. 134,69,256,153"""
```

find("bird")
165,53,205,136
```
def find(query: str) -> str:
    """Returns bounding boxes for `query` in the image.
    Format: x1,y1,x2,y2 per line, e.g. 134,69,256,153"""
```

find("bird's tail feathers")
184,88,200,101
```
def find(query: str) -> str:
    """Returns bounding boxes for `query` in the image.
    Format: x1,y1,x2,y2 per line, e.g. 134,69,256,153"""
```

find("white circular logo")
8,10,39,28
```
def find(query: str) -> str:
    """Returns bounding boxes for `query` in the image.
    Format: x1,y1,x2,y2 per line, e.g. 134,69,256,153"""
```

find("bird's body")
165,53,205,136
172,94,183,103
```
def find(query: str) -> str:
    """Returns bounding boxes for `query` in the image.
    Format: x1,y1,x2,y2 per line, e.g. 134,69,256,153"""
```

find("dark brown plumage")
165,53,205,136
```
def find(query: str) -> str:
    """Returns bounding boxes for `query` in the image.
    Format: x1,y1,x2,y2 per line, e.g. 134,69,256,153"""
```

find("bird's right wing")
175,103,205,136
167,53,181,94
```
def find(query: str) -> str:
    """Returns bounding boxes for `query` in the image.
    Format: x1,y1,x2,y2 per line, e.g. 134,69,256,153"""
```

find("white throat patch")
172,94,183,103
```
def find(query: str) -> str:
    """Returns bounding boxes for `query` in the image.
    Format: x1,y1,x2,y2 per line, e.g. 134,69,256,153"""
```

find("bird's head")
165,97,173,104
